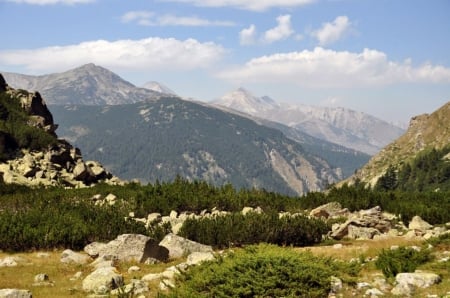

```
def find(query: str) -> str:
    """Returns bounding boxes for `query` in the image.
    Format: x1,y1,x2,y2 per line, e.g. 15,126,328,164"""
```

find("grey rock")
84,234,169,263
61,249,91,264
186,251,215,266
408,216,433,231
365,288,384,297
159,233,213,259
82,266,123,294
395,272,441,289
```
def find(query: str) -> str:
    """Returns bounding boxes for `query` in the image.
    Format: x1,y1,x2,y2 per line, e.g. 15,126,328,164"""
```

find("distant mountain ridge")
344,101,450,187
142,81,177,95
51,97,344,195
2,64,163,105
213,88,404,155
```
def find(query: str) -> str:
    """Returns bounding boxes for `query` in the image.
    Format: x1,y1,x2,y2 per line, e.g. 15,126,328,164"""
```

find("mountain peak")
215,87,279,115
142,81,176,95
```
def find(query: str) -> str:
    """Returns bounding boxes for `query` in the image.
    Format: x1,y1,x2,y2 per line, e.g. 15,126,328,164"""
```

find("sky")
0,0,449,124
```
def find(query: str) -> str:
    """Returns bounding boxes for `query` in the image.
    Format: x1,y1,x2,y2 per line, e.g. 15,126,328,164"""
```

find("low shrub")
161,244,359,298
375,246,432,278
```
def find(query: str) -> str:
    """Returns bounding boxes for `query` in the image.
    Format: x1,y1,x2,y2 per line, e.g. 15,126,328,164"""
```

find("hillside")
51,97,344,195
213,88,404,155
345,101,450,188
2,64,162,105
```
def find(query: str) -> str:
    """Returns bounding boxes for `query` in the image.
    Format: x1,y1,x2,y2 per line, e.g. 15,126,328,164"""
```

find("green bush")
179,211,328,248
162,244,359,298
375,246,432,278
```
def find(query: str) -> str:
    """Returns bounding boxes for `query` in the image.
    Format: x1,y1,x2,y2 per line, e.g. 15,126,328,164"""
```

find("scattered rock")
391,272,441,296
0,257,19,267
365,288,384,297
128,266,141,274
32,273,53,287
110,279,149,296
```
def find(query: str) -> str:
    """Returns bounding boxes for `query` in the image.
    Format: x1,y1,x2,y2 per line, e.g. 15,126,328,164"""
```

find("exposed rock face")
84,234,169,263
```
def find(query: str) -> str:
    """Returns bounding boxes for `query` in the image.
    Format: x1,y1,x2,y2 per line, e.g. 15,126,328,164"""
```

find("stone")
141,273,162,282
0,289,32,298
147,213,162,224
169,210,178,219
110,279,149,296
70,271,83,281
395,272,441,289
391,282,415,296
186,251,215,266
408,216,433,231
82,266,124,294
159,233,213,259
310,202,345,219
365,288,384,297
84,234,169,263
84,242,108,258
32,273,53,287
330,276,343,293
60,249,91,264
128,266,141,274
347,225,380,240
73,161,95,182
0,257,19,267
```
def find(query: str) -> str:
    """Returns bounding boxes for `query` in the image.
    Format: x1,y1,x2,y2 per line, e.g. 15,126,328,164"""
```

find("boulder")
0,289,32,298
84,234,168,263
159,233,213,259
82,266,123,294
186,251,215,266
110,279,149,296
60,249,91,264
348,225,380,240
408,216,433,231
310,202,347,219
395,272,441,289
0,257,20,267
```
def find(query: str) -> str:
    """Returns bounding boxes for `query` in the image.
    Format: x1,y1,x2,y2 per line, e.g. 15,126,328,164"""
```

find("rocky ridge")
0,74,121,187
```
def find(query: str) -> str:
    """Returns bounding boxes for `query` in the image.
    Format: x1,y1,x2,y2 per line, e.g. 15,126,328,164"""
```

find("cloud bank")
0,38,225,72
218,47,450,87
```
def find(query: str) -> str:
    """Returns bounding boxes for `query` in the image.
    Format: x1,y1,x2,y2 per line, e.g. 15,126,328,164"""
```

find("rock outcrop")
0,74,121,188
159,233,213,259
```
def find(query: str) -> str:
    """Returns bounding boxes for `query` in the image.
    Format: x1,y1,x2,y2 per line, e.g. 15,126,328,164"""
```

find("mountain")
344,101,450,187
2,63,162,105
213,89,404,155
0,74,119,187
142,81,177,95
51,96,345,196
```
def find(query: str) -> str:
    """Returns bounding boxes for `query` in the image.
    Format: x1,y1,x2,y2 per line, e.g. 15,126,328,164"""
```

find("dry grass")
0,250,181,298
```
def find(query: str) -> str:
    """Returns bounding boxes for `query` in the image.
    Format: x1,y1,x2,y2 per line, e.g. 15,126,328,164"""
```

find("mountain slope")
51,97,343,195
345,101,450,187
142,81,177,95
213,89,404,155
2,64,162,105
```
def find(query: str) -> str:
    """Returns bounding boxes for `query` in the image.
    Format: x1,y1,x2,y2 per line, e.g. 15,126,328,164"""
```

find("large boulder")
391,272,441,296
159,233,213,259
0,289,32,298
84,234,168,263
82,266,123,294
310,202,348,219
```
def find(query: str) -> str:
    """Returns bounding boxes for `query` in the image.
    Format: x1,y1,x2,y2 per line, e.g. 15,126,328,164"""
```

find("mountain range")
213,88,404,155
1,64,379,194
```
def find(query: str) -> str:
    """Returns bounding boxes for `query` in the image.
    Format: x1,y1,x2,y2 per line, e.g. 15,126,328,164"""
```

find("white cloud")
0,38,225,73
159,0,315,11
217,47,450,87
311,16,352,45
239,25,257,45
5,0,93,4
121,10,235,27
262,15,294,44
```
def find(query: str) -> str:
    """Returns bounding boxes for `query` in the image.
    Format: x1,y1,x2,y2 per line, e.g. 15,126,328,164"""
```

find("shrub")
179,211,329,248
162,244,358,298
375,246,432,278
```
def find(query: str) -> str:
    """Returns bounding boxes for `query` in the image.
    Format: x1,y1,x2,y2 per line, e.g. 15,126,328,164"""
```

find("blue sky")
0,0,449,124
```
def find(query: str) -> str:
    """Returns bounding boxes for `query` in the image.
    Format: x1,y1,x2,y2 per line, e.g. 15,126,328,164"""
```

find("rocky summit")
0,74,121,188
